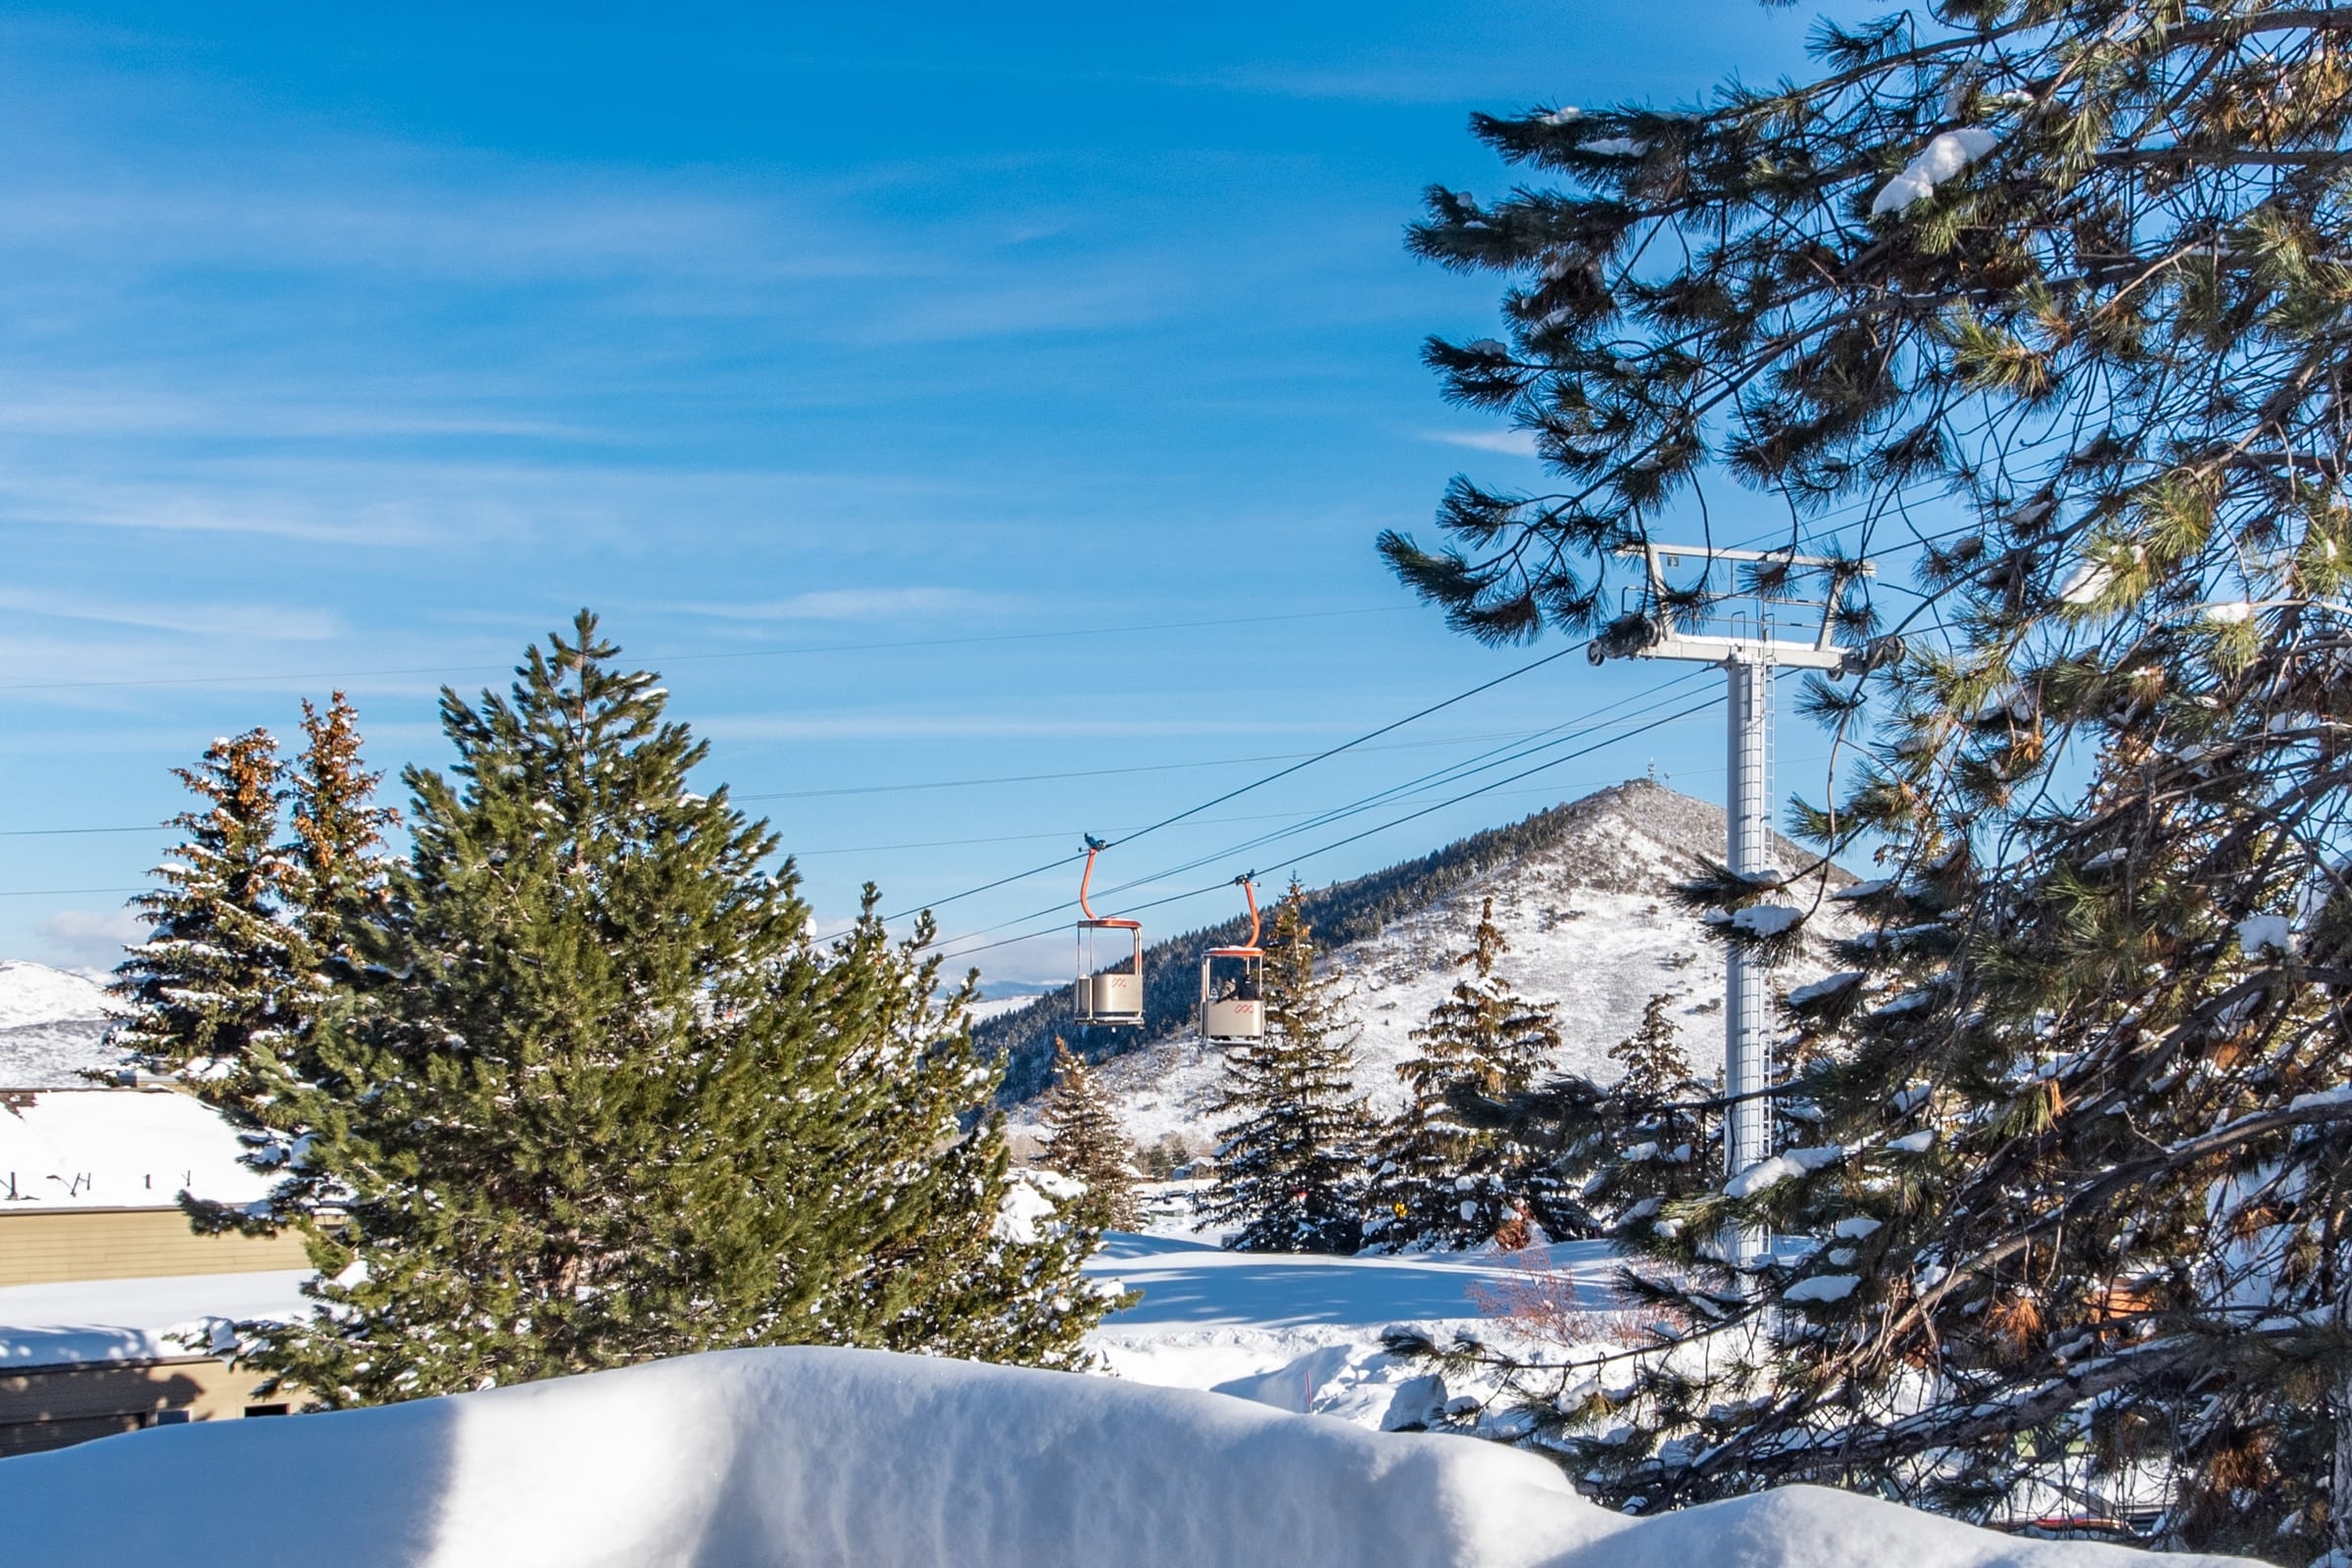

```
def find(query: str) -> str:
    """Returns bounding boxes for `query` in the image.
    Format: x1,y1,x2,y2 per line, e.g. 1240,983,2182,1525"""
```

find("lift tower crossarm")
1611,543,1873,671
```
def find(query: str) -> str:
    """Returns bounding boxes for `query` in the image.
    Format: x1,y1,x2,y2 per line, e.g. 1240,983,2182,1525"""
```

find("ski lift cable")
909,510,1974,941
921,673,1711,950
0,758,1838,900
964,689,1724,961
0,723,1590,841
853,508,1936,924
1054,670,1716,918
1076,679,1725,916
932,692,1725,964
876,639,1591,922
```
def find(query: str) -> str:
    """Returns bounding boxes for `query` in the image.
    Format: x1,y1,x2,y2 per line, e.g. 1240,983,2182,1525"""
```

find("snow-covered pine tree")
1367,897,1562,1250
1411,992,1718,1251
232,613,1104,1403
1203,880,1373,1253
1380,6,2352,1554
1467,993,1719,1244
1038,1037,1142,1232
1610,993,1689,1101
287,691,396,973
110,729,308,1133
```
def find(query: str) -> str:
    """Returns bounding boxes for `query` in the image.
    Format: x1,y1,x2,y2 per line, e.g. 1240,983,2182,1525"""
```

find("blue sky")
0,3,1859,980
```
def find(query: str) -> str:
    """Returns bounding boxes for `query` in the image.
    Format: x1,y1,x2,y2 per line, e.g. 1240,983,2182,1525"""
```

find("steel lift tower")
1589,542,1874,1266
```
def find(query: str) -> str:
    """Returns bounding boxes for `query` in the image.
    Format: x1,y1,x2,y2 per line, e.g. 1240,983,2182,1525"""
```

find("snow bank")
0,1345,2253,1568
0,1087,270,1208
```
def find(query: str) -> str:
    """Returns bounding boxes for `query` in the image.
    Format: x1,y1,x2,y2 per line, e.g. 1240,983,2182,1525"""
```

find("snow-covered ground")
0,1268,310,1367
0,1343,2253,1568
1085,1228,1625,1431
0,1087,270,1208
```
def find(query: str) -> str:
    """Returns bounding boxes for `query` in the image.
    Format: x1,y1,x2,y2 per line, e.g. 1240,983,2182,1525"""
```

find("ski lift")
1073,836,1144,1028
1200,875,1265,1046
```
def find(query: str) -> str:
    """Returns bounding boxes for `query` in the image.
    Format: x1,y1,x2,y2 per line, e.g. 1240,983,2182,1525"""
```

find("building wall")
0,1356,288,1458
0,1206,310,1288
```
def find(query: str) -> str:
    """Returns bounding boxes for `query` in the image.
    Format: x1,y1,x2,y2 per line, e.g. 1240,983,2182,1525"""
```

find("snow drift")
0,1345,2254,1568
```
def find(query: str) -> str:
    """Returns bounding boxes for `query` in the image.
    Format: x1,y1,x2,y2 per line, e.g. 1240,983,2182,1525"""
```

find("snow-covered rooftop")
0,1088,269,1209
0,1268,309,1369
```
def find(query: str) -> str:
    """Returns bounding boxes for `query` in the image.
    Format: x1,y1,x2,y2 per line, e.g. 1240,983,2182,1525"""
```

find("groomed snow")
0,1087,271,1208
0,960,127,1089
0,1344,2256,1568
0,1268,310,1368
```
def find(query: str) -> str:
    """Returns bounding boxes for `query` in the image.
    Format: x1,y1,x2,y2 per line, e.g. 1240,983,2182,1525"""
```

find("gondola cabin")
1073,837,1145,1028
1200,877,1265,1045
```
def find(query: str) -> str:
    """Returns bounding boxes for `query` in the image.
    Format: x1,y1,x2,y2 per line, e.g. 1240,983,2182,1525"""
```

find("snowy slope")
0,959,127,1089
0,1089,270,1208
1032,780,1854,1154
0,1344,2254,1568
0,960,112,1028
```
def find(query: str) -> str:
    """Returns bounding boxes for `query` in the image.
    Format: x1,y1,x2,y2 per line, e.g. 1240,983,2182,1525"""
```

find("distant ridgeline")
974,798,1607,1103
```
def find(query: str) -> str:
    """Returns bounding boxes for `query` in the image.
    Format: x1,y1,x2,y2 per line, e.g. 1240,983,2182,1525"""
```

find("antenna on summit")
1589,540,1882,1269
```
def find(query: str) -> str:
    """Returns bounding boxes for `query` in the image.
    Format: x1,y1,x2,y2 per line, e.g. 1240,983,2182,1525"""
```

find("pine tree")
1038,1038,1141,1232
1367,898,1562,1250
112,710,398,1235
110,729,306,1119
1583,994,1715,1232
1609,993,1688,1100
287,691,396,973
1203,881,1373,1254
221,613,1104,1404
1380,6,2352,1554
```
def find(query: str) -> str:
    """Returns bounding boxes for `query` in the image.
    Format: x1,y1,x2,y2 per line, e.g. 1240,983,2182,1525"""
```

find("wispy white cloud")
673,587,1022,622
1419,428,1541,458
33,905,146,973
0,456,995,548
0,391,609,443
0,585,342,640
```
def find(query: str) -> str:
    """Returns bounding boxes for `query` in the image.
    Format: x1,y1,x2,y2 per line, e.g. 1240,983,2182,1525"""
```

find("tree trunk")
2333,1276,2352,1564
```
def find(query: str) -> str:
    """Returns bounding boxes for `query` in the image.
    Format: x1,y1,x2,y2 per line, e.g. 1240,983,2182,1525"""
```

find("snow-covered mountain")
0,961,126,1089
999,778,1854,1155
